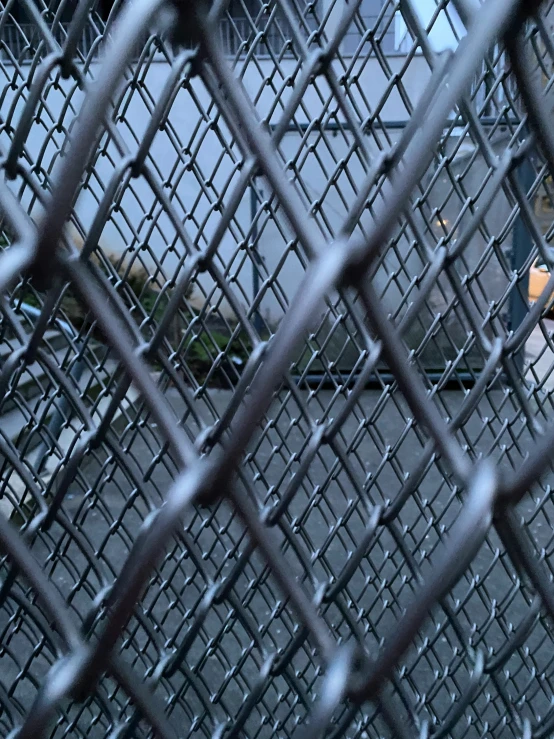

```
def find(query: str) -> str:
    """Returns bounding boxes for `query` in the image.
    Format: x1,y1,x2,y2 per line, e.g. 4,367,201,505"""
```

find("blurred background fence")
2,0,554,737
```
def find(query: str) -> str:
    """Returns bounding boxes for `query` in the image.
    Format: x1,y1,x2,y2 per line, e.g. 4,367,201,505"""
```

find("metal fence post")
509,156,535,376
250,179,264,335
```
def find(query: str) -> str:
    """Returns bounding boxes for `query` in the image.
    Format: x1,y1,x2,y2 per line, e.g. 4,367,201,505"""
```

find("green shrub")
181,328,253,386
14,246,256,387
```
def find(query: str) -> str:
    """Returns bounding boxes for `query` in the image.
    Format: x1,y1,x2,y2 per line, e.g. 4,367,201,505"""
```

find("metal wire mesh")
3,0,554,736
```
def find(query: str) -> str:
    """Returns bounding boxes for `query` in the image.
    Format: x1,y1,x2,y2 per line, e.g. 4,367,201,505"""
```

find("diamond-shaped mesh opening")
4,1,554,738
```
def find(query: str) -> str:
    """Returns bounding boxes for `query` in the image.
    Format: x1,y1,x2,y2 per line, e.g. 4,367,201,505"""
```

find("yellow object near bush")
529,259,553,309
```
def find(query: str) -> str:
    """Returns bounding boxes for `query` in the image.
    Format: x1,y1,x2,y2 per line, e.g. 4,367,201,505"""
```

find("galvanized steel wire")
1,0,554,736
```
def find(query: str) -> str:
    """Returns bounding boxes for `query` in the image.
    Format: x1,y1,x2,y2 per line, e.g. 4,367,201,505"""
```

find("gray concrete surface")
3,326,554,737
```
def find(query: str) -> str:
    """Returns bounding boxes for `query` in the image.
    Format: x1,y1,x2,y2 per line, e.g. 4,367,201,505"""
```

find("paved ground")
3,323,554,737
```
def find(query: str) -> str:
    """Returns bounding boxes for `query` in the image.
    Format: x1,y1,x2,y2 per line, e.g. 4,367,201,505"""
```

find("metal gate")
1,0,554,736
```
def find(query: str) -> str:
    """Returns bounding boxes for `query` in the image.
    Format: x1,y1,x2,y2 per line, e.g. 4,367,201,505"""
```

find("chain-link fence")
3,0,554,736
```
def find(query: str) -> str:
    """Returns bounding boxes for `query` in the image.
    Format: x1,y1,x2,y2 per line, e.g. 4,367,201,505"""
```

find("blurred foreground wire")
1,0,554,736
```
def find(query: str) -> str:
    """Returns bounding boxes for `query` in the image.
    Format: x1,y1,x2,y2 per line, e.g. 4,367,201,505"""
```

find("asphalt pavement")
2,324,554,738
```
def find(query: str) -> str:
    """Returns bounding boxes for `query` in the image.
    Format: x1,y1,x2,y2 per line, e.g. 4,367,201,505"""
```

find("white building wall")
1,51,435,324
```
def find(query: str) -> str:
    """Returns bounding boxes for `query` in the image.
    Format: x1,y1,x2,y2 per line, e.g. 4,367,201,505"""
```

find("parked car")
529,259,554,312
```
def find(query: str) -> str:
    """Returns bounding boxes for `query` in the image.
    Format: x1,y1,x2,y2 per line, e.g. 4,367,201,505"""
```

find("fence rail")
0,14,401,61
1,0,554,737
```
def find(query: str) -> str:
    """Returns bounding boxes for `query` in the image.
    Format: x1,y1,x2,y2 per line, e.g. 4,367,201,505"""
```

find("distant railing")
0,20,100,61
219,16,299,58
0,14,404,63
0,17,294,61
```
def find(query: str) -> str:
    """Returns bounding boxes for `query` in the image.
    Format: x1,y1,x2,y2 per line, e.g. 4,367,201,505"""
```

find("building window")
1,0,100,60
222,0,312,58
394,0,466,56
341,0,396,56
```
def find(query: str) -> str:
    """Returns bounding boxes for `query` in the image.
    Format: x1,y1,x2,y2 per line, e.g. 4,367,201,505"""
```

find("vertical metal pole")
509,156,535,375
250,179,264,335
